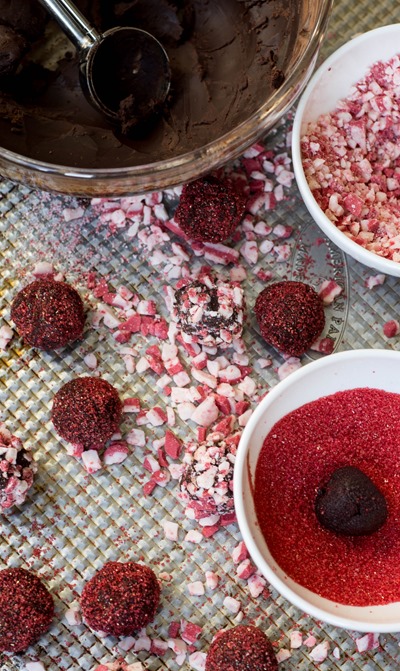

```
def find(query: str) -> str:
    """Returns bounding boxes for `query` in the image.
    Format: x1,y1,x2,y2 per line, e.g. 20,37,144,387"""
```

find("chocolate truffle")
0,423,36,513
11,279,86,350
0,567,54,652
206,625,278,671
179,432,240,518
255,280,325,356
315,466,388,536
174,176,246,243
52,377,122,451
80,561,160,636
173,278,245,347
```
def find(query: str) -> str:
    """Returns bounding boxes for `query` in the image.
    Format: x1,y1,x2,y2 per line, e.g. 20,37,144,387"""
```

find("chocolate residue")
0,0,299,169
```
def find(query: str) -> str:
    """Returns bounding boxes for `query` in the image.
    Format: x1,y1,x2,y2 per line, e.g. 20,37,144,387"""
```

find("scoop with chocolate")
315,466,388,536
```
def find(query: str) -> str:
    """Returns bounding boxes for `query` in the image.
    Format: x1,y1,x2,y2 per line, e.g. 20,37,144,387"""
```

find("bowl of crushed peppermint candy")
292,24,400,276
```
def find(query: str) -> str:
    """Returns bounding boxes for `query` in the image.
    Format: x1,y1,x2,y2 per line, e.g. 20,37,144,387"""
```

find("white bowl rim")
234,348,400,632
292,23,400,277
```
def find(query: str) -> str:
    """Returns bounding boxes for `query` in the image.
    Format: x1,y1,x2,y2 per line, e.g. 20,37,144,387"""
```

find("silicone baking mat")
1,1,400,669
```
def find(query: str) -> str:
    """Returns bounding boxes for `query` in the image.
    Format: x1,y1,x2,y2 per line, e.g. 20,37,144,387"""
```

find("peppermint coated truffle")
315,466,388,536
0,423,36,512
174,175,246,243
205,625,278,671
173,278,245,347
179,432,240,517
255,281,325,356
52,377,122,451
0,567,54,652
80,561,160,636
11,279,85,350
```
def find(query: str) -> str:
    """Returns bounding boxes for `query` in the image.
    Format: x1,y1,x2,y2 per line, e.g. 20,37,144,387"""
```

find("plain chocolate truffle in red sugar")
80,561,160,636
52,377,122,450
0,567,54,652
11,278,85,350
206,625,278,671
174,175,246,243
255,281,325,357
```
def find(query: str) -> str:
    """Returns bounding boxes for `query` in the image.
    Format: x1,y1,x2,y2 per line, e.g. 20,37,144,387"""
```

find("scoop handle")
37,0,100,50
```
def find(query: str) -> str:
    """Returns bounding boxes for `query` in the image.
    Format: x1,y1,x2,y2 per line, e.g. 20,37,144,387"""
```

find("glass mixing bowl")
0,0,333,197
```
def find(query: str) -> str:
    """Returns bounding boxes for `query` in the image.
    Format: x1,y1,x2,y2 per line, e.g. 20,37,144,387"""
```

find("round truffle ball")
173,278,245,347
315,466,388,536
174,175,246,243
80,561,160,636
52,377,122,451
255,281,325,357
0,567,54,652
206,625,278,671
180,432,240,518
11,279,86,350
0,423,36,513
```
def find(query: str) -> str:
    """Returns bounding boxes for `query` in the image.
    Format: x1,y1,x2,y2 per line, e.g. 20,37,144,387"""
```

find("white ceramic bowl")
292,24,400,277
234,349,400,632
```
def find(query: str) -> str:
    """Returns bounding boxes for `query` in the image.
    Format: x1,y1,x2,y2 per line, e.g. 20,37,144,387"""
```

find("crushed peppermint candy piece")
309,641,330,663
0,423,37,512
355,632,380,653
383,320,400,338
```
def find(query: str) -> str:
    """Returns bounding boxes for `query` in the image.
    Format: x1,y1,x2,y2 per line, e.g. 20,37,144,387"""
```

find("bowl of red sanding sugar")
234,349,400,632
0,0,333,197
292,24,400,277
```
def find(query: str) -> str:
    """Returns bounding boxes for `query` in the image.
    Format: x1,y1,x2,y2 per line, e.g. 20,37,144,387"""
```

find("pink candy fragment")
383,319,400,338
355,632,380,653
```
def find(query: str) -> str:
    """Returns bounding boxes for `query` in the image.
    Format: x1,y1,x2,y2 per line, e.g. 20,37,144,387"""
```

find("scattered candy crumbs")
0,422,36,512
302,53,400,262
254,387,400,605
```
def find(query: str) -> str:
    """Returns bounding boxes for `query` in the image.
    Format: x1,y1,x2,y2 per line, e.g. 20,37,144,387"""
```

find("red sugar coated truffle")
174,175,246,243
11,278,85,350
0,567,54,652
52,377,122,451
80,561,160,636
206,625,278,671
255,281,325,357
0,423,36,512
173,278,245,347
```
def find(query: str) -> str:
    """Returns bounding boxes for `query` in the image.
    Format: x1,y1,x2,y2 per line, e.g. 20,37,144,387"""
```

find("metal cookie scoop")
37,0,171,127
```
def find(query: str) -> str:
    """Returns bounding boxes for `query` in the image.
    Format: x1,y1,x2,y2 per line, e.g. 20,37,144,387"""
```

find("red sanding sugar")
0,567,54,652
254,387,400,606
80,561,160,636
301,54,400,262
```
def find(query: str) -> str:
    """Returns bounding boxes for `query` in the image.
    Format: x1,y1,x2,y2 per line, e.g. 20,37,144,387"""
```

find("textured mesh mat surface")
1,1,400,670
